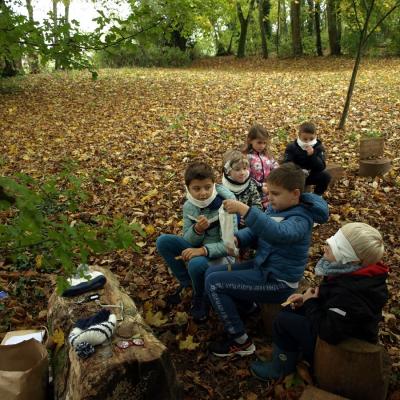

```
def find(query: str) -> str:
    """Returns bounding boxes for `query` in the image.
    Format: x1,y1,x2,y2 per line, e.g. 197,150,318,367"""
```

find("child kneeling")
251,222,389,381
156,161,237,322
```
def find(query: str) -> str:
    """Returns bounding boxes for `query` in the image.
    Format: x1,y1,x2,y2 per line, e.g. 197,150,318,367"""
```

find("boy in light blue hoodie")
156,161,237,322
205,162,329,357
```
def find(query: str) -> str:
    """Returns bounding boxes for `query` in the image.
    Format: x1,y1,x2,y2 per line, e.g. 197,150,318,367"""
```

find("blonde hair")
223,149,249,174
341,222,384,266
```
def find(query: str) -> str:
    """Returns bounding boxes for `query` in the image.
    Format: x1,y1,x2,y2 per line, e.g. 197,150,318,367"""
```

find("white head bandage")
326,229,359,265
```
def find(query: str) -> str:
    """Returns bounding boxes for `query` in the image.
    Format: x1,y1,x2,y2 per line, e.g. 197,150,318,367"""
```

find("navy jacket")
303,263,389,344
284,140,326,173
236,193,329,283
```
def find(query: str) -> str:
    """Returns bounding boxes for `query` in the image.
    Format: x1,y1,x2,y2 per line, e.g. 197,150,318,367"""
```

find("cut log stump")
359,158,391,177
300,386,349,400
314,337,390,400
325,163,345,186
47,266,182,400
260,303,282,338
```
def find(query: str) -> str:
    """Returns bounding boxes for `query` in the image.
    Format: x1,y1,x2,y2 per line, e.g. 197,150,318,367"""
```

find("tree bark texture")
315,0,323,55
237,0,256,58
290,0,303,56
258,0,269,58
327,0,341,55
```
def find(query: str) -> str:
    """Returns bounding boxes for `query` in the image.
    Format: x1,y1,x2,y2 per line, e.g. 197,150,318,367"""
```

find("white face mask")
185,184,217,208
297,137,317,150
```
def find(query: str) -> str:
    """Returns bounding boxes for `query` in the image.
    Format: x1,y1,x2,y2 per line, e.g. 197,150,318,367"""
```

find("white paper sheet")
3,330,45,345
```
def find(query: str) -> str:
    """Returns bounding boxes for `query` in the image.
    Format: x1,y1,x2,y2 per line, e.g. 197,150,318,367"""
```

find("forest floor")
1,56,400,399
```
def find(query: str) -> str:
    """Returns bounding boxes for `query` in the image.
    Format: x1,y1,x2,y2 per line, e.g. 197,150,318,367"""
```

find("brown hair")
266,162,305,193
184,161,215,186
223,150,249,174
299,122,316,135
244,123,271,155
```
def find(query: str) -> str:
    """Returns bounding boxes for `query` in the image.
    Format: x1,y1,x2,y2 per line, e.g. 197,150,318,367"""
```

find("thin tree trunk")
290,0,303,56
327,0,341,55
282,0,288,34
26,0,40,73
276,0,281,55
237,0,256,58
258,0,268,58
338,0,374,129
52,0,60,70
306,0,314,35
315,0,323,55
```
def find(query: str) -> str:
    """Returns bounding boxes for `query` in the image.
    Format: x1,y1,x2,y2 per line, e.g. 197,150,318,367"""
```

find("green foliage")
362,130,382,138
0,171,145,292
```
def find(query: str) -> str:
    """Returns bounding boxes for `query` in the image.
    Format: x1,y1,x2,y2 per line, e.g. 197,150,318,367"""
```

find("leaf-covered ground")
1,56,400,399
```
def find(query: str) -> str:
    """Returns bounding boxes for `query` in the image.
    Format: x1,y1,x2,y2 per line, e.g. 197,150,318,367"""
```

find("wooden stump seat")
260,303,282,338
314,337,390,400
359,137,392,177
47,266,181,400
304,163,345,193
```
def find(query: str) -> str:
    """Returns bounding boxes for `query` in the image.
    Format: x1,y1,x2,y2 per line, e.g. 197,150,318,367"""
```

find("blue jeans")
156,234,211,297
205,261,295,338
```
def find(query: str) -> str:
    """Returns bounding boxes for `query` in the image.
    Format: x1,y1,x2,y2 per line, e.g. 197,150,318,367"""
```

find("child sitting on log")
222,149,262,227
156,161,237,323
283,122,331,196
250,222,389,381
205,163,329,357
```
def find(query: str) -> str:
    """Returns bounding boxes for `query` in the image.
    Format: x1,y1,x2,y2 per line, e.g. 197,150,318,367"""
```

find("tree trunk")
258,0,268,58
282,0,288,34
327,0,341,55
338,0,373,129
52,0,60,70
306,0,314,35
315,0,323,55
276,0,281,55
237,0,256,58
25,0,40,73
48,266,181,400
290,0,303,56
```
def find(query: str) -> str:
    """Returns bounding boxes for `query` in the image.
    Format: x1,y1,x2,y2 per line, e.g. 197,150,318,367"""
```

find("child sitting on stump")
284,122,331,196
156,161,237,322
251,222,389,381
205,163,329,357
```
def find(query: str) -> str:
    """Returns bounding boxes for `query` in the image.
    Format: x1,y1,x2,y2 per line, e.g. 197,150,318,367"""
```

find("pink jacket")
247,150,279,186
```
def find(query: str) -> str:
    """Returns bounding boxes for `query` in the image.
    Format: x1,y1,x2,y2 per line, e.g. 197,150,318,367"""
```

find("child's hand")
239,216,246,227
284,293,304,309
195,215,209,233
223,199,249,216
303,287,319,302
305,146,314,156
262,184,269,195
181,247,206,261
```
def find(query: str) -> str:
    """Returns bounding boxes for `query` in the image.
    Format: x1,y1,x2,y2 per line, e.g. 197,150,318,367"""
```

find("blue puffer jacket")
236,193,329,283
183,184,237,258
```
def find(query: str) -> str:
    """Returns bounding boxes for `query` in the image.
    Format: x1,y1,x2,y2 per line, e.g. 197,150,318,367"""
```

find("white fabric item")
297,137,318,150
326,229,359,265
185,184,217,208
218,206,238,256
222,173,250,194
68,270,104,287
69,314,117,348
328,308,347,317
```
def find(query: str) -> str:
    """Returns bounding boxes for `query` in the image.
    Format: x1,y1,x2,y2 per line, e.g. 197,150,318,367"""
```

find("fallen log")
47,266,181,400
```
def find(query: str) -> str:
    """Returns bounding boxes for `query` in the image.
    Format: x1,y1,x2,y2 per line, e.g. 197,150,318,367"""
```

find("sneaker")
190,296,209,323
209,336,256,357
166,286,185,305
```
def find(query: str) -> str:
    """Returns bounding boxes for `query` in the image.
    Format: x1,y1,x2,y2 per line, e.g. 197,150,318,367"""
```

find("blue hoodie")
236,193,329,283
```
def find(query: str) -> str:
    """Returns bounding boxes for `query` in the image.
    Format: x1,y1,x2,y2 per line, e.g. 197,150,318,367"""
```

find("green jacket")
182,184,237,258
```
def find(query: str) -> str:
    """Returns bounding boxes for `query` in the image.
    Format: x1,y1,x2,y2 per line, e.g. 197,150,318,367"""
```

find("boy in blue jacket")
156,161,237,322
205,162,329,357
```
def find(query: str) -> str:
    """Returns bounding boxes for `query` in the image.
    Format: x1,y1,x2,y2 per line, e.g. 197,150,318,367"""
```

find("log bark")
300,386,349,400
359,159,391,177
325,163,345,186
314,337,390,400
260,303,282,338
48,266,181,400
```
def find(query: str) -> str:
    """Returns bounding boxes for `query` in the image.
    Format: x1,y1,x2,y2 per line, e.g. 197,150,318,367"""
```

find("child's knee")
156,234,176,252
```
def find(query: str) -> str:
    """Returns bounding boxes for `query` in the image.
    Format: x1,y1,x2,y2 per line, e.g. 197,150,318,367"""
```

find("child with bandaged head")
251,222,389,381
